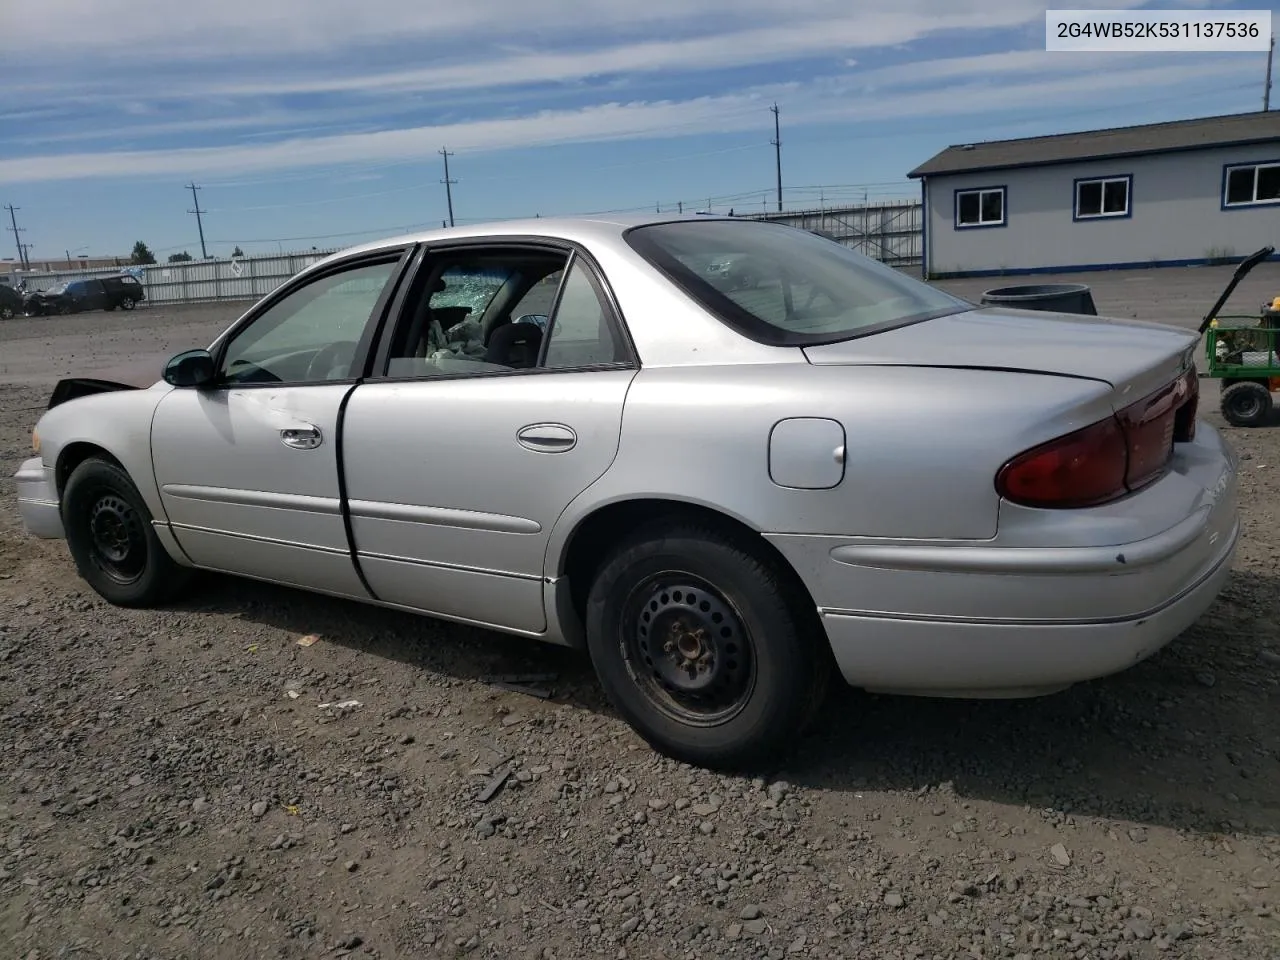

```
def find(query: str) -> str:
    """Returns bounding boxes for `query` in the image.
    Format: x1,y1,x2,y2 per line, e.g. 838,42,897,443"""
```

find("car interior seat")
484,321,543,368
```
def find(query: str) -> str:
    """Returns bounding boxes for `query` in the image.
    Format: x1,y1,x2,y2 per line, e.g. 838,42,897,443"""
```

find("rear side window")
625,220,968,346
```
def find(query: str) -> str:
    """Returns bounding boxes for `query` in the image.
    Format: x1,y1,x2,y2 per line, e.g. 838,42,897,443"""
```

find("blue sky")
1,0,1275,260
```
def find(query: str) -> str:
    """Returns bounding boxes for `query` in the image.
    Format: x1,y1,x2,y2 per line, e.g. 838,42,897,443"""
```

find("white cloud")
0,55,1255,185
12,0,1166,72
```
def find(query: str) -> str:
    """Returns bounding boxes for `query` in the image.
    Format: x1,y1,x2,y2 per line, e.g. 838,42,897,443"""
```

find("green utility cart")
1199,244,1279,428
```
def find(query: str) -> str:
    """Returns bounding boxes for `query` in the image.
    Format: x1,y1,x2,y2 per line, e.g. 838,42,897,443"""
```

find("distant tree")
231,245,244,257
168,251,194,263
130,241,156,265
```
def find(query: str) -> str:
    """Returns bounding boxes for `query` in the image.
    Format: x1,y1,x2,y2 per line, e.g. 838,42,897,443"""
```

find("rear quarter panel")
548,361,1117,564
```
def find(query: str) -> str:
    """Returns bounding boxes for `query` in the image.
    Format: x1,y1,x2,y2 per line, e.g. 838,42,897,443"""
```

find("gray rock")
740,904,762,920
884,892,905,909
251,801,268,819
1126,918,1154,940
1050,843,1071,867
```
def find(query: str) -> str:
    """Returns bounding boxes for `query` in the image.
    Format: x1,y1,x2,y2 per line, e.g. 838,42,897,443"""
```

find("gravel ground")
1,264,1279,960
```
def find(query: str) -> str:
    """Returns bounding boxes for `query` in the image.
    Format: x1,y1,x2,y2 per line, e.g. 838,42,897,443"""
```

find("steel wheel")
120,297,136,310
86,490,147,584
622,571,758,727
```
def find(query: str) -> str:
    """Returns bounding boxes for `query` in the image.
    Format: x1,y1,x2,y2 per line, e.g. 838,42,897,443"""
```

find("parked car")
24,275,145,315
0,282,22,319
13,215,1237,769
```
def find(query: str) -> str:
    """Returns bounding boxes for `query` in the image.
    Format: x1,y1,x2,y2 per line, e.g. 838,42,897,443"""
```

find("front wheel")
584,523,830,771
1220,380,1273,428
0,305,13,320
62,457,193,607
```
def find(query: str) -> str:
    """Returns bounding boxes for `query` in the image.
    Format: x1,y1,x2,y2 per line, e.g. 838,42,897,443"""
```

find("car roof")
309,213,747,268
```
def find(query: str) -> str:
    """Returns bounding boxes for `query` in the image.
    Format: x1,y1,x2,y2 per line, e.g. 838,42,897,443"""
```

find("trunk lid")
803,306,1198,403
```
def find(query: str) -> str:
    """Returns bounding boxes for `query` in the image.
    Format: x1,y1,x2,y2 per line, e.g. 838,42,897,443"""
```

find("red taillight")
996,416,1129,509
998,367,1199,509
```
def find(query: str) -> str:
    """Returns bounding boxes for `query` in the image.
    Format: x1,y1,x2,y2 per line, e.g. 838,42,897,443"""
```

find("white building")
909,111,1280,279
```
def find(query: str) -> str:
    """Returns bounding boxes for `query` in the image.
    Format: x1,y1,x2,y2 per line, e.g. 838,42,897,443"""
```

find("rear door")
149,246,412,598
82,280,107,310
341,242,637,633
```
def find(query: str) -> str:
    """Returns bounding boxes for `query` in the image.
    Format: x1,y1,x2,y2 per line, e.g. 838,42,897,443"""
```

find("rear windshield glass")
625,219,969,345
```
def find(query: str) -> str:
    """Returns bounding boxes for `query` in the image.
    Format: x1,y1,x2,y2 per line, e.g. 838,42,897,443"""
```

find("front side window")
1224,162,1280,207
955,187,1005,227
625,219,969,346
1075,176,1130,219
220,258,398,384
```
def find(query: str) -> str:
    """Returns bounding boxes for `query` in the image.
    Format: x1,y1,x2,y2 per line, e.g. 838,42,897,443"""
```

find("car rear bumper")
766,423,1239,696
15,456,64,539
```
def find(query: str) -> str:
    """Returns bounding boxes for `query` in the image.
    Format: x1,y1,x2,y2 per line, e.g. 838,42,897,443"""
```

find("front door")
342,246,637,633
150,251,407,598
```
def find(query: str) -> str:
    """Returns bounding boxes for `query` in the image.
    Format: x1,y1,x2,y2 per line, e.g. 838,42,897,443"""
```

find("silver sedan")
14,215,1238,769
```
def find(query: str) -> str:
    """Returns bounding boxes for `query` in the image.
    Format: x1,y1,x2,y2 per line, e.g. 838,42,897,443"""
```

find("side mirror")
515,314,549,331
163,348,216,387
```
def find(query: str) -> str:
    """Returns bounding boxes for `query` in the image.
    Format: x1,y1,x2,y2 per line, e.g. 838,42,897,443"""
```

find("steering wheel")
305,341,355,381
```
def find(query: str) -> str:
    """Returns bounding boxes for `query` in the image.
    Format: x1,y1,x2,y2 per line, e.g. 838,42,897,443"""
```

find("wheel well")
56,442,121,495
559,498,820,630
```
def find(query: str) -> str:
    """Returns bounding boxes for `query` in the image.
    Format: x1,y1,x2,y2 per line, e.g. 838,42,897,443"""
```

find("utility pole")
186,183,208,259
770,103,783,212
439,148,456,227
5,204,26,270
19,242,33,270
1265,34,1275,111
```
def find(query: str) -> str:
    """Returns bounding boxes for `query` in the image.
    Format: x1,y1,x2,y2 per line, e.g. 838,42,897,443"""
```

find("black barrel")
979,282,1097,316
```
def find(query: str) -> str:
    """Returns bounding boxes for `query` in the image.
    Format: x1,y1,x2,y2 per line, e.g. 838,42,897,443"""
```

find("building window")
1074,175,1131,219
954,187,1005,228
1224,161,1280,207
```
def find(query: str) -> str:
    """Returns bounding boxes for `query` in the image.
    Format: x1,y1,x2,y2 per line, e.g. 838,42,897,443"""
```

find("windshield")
47,283,68,294
625,219,970,346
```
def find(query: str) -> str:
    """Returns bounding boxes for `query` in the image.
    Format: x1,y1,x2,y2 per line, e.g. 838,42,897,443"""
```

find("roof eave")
909,133,1280,179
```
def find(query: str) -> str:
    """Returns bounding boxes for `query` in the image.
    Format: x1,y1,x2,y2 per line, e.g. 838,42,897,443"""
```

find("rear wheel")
0,304,12,320
1221,380,1272,428
584,522,830,770
120,297,137,310
62,457,193,607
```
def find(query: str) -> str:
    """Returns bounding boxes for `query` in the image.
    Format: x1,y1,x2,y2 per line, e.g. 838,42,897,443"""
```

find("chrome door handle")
516,423,577,452
280,425,322,450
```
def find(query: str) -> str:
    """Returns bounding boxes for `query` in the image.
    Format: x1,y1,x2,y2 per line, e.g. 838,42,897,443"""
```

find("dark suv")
0,283,22,319
24,274,146,315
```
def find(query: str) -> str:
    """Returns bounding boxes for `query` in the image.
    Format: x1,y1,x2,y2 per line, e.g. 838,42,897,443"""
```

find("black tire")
120,297,136,311
584,522,830,771
62,457,193,607
0,305,12,320
1220,381,1272,428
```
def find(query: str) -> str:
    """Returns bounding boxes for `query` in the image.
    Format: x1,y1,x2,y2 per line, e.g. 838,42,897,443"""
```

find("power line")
5,204,27,270
439,148,456,228
770,103,782,213
186,182,208,259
